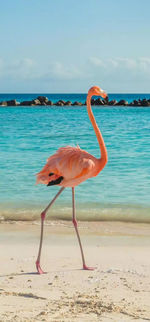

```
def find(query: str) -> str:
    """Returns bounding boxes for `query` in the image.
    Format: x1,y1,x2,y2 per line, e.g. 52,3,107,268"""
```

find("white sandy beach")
0,220,150,321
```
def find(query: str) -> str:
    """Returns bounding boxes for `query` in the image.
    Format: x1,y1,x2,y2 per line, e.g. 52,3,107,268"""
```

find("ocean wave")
0,204,150,223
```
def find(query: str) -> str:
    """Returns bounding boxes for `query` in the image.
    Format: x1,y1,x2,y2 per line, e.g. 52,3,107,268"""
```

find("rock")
58,100,65,105
55,100,64,106
37,96,49,104
108,100,117,106
72,101,83,106
64,101,72,106
7,99,18,106
0,101,7,106
95,98,105,105
47,100,53,106
32,99,41,105
91,99,96,105
2,96,150,108
128,101,134,106
133,100,139,106
141,99,150,106
104,96,109,105
20,101,33,106
116,100,128,106
129,100,141,106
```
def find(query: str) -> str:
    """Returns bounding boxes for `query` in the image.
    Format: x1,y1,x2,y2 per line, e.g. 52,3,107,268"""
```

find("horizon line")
0,92,150,95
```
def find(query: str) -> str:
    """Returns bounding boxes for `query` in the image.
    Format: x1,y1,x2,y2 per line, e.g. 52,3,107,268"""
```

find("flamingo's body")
36,145,105,188
36,86,108,274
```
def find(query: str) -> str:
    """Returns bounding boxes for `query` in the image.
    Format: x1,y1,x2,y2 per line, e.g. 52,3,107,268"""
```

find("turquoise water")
0,94,150,222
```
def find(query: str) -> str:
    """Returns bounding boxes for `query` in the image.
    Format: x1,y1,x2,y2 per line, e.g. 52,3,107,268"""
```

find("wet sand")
0,221,150,321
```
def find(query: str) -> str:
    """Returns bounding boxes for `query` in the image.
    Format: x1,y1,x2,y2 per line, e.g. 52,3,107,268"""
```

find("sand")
0,220,150,321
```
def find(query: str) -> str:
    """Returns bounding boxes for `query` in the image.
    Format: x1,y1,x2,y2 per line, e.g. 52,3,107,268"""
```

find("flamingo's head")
88,86,107,99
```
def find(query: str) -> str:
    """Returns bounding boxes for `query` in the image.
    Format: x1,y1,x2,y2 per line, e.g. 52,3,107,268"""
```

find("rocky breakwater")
0,96,150,107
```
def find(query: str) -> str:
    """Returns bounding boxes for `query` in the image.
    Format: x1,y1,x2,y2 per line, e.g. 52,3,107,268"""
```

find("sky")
0,0,150,93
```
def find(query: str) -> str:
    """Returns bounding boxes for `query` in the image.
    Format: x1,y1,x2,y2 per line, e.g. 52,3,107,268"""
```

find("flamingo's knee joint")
41,212,46,221
72,218,77,227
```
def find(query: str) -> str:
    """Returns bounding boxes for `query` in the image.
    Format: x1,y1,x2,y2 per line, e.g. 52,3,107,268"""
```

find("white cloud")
0,58,35,80
89,57,138,70
89,57,106,68
1,56,150,82
45,62,83,80
107,58,118,68
117,58,137,69
0,56,150,92
138,57,150,72
22,58,35,67
11,58,35,69
0,58,83,82
139,57,150,64
88,56,150,79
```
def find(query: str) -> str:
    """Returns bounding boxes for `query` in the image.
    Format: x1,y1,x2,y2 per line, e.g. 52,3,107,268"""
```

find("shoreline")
0,221,150,321
1,219,150,236
1,203,150,223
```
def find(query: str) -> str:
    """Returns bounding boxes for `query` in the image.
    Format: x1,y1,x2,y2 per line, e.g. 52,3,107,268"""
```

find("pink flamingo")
36,86,108,274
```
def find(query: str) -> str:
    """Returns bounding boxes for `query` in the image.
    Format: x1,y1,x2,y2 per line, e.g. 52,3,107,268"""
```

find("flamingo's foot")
36,260,46,274
83,264,96,271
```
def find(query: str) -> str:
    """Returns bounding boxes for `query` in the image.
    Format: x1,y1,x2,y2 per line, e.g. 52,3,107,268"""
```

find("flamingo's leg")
72,187,95,271
36,187,65,274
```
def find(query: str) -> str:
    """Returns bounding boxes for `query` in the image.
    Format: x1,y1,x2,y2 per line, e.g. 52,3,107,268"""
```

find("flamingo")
36,86,108,274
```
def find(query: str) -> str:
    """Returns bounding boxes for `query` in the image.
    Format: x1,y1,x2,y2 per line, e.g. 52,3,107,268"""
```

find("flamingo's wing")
54,146,96,180
36,146,96,185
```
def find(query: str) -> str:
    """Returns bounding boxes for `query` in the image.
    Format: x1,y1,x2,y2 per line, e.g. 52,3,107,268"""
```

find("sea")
0,93,150,223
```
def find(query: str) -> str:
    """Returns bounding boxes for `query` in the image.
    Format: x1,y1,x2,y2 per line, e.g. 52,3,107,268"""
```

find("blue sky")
0,0,150,93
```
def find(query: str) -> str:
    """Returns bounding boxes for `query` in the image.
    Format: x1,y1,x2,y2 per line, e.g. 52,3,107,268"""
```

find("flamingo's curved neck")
87,94,107,162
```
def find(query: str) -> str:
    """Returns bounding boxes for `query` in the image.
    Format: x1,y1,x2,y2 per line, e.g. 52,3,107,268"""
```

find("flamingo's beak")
100,91,107,99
